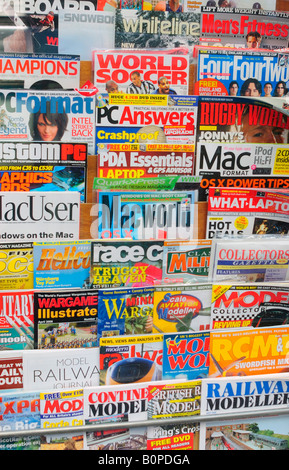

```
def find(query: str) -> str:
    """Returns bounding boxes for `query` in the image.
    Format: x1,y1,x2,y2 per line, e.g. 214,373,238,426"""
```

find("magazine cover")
162,239,211,283
0,89,95,154
85,426,147,450
33,240,91,290
195,95,289,145
0,52,80,89
0,351,23,391
0,191,80,241
199,7,289,49
90,239,164,289
201,373,289,416
114,10,200,49
0,389,40,432
93,49,190,96
206,187,289,239
34,289,98,349
95,97,198,149
0,289,34,350
97,286,154,343
184,0,275,12
84,382,148,424
58,10,115,61
209,325,289,377
195,48,289,97
40,431,84,450
147,379,201,419
211,282,289,330
153,283,212,334
99,333,163,386
94,190,197,240
0,0,98,54
199,413,289,451
208,236,289,282
162,331,210,380
40,388,84,428
22,347,100,391
96,142,195,179
0,435,40,450
195,142,289,201
0,242,33,290
147,421,200,450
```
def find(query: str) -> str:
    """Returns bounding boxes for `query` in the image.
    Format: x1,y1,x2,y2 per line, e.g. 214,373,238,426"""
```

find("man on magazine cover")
153,77,177,95
246,31,262,49
126,71,155,94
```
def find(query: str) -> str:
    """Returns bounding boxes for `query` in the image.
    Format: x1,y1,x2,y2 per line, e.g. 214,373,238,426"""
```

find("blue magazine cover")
0,390,40,432
33,240,91,289
196,48,289,98
94,190,197,240
162,331,210,381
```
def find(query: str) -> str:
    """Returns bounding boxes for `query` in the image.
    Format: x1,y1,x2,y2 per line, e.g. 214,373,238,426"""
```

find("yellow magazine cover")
0,242,33,290
209,326,289,377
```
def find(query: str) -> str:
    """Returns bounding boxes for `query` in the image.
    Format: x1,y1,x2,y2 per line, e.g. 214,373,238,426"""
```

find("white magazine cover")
206,187,289,239
93,49,190,96
22,347,100,391
200,373,289,416
0,191,80,241
208,236,289,282
58,10,115,61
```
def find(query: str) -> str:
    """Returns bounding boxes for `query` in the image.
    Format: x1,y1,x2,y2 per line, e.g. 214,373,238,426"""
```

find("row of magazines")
1,352,289,450
1,0,289,453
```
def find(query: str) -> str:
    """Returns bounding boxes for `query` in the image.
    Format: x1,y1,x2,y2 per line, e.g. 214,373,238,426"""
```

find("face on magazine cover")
241,112,287,143
29,103,68,142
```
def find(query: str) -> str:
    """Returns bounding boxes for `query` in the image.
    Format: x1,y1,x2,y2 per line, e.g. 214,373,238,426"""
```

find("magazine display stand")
1,0,289,451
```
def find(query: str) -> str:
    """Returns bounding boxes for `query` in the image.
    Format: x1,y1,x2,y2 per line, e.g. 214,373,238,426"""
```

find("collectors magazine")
99,333,163,385
97,286,154,343
34,288,98,349
90,239,164,288
153,283,212,333
33,240,91,290
0,242,33,290
208,236,289,282
206,187,289,238
147,421,200,450
210,282,289,329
